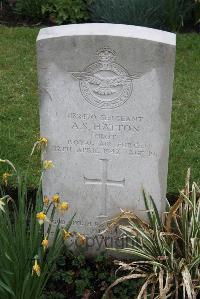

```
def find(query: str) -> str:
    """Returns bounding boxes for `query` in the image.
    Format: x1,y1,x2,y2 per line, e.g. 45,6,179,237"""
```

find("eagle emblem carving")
72,47,142,109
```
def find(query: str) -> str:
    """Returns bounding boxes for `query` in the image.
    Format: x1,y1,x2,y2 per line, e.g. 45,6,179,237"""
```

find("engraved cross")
84,159,125,218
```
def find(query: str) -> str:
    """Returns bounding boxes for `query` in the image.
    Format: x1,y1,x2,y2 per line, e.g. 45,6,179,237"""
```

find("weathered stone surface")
37,23,176,252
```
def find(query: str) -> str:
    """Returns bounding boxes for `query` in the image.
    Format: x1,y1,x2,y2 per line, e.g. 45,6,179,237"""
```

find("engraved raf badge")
72,47,142,109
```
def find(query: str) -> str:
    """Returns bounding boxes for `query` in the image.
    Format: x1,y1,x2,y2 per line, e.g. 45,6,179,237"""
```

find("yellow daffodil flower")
2,172,12,186
52,194,60,207
42,235,48,251
77,233,86,245
43,195,49,206
31,137,48,156
63,229,71,241
43,160,54,170
38,137,48,147
58,201,69,213
36,212,47,225
32,259,41,277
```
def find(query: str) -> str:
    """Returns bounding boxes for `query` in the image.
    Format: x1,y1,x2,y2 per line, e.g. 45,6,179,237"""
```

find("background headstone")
37,24,176,252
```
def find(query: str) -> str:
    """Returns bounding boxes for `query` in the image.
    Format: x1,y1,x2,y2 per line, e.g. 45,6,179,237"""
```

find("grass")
168,33,200,193
0,26,40,186
0,26,199,192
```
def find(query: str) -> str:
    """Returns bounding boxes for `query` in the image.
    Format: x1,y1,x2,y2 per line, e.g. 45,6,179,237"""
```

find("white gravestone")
37,24,176,252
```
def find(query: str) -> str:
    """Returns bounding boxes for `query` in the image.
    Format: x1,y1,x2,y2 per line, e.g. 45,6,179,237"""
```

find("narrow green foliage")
14,0,46,21
89,0,195,32
106,170,200,298
161,0,194,32
0,142,74,299
89,0,163,29
194,0,200,25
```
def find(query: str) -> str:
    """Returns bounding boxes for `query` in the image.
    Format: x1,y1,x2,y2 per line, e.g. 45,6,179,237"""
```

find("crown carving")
97,47,116,63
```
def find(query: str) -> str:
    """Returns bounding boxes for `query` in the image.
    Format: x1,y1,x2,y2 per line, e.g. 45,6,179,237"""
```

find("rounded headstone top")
37,23,176,46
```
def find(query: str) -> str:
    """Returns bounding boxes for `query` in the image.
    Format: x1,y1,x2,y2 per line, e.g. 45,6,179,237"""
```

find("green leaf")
0,280,15,297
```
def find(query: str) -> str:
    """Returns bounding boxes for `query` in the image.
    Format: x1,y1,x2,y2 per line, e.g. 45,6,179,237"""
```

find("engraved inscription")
84,159,125,217
52,142,158,158
72,47,143,109
52,110,160,157
68,112,143,134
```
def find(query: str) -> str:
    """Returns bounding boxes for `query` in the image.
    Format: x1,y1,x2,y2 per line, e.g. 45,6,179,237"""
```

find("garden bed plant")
0,0,199,31
1,139,200,298
102,169,200,298
0,138,83,298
